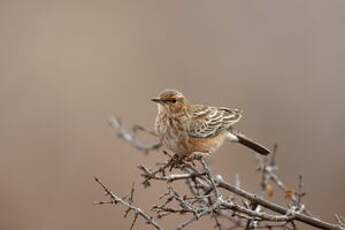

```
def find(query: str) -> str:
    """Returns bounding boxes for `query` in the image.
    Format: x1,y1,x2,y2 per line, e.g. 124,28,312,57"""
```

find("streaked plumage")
152,89,270,157
189,105,242,138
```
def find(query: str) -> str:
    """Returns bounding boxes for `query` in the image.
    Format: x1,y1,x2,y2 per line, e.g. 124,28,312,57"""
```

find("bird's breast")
155,112,190,154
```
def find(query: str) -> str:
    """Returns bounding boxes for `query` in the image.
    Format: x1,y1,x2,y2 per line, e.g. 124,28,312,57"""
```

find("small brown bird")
152,89,270,158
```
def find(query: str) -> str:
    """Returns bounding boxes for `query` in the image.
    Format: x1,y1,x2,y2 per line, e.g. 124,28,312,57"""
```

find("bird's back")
188,104,242,138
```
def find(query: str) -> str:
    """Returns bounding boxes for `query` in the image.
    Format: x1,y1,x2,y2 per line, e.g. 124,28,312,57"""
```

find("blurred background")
1,0,344,229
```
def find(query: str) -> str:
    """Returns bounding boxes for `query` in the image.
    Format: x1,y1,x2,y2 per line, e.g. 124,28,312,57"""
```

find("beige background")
1,0,344,229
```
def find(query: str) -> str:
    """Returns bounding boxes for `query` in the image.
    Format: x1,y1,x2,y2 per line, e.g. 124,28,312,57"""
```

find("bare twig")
201,158,220,198
95,117,345,230
216,178,343,230
107,116,162,154
94,177,163,230
336,215,345,228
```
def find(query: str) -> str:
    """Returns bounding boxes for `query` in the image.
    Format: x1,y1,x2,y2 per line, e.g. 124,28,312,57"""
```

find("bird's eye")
171,98,177,103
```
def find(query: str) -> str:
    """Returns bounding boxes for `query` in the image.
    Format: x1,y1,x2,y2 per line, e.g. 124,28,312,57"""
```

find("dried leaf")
285,190,296,199
266,184,274,198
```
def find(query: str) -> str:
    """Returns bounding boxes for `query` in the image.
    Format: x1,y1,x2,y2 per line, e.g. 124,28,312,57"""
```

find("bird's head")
152,89,187,114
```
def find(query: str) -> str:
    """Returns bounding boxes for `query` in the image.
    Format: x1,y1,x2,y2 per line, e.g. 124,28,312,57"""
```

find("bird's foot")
167,154,185,171
184,152,210,166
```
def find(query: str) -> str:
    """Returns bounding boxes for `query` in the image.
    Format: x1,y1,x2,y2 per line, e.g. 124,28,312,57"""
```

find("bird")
152,89,270,158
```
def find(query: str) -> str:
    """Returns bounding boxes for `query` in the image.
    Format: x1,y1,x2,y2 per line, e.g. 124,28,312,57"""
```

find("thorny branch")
107,116,162,154
94,177,163,230
94,116,344,230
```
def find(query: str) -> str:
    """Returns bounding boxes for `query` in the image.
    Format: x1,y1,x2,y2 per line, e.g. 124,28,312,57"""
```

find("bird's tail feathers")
228,131,270,156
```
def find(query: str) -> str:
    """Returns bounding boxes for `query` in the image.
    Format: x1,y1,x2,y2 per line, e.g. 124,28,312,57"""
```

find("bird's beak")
151,98,162,103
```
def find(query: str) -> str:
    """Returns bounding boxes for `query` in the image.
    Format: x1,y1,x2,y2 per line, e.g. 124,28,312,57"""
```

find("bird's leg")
168,153,200,170
168,153,185,171
184,152,211,166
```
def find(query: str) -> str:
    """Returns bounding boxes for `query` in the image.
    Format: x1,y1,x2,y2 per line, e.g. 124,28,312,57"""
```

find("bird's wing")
188,105,242,138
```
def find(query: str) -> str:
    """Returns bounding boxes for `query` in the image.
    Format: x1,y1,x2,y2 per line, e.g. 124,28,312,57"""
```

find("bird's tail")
228,131,270,155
